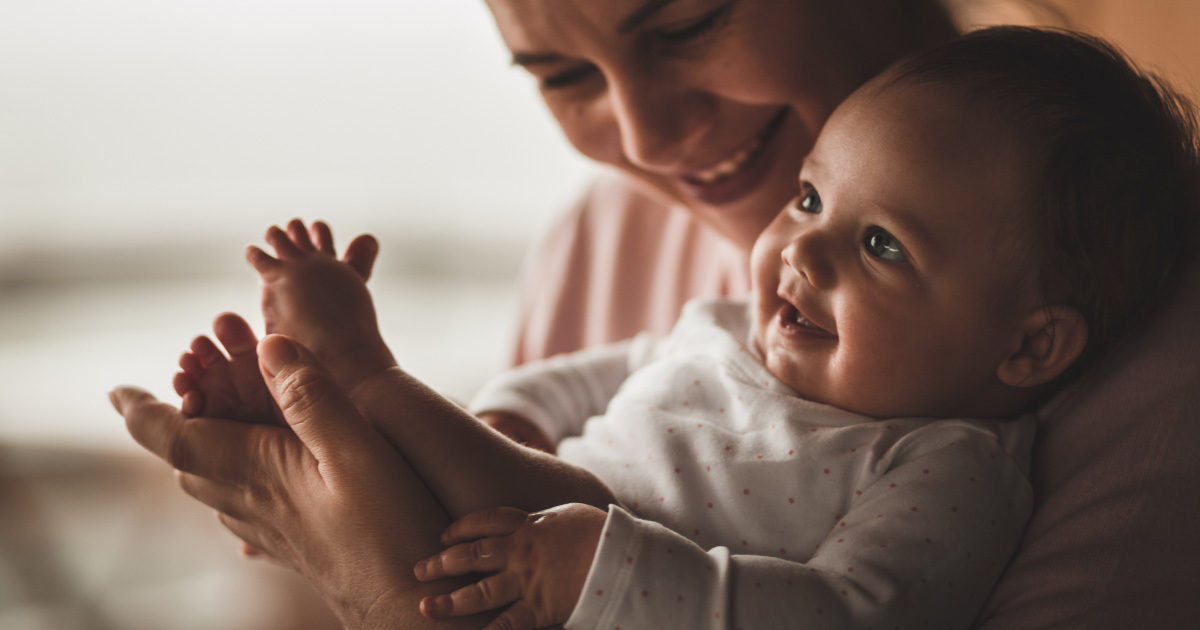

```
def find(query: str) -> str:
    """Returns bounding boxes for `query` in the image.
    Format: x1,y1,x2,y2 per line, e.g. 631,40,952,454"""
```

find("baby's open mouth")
777,303,836,339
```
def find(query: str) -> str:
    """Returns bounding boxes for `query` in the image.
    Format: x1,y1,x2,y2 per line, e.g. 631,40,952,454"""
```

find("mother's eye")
655,2,734,45
793,183,822,214
864,227,906,262
540,64,599,90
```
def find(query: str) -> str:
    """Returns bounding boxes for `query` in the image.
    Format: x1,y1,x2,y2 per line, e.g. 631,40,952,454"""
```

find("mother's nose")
781,230,836,289
607,70,715,171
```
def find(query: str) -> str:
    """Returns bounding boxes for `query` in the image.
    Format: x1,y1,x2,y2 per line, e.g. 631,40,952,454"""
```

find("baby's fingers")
418,572,522,619
441,506,528,546
415,537,509,581
483,601,538,630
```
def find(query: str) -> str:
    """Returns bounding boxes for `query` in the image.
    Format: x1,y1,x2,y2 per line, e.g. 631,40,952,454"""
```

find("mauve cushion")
979,261,1200,628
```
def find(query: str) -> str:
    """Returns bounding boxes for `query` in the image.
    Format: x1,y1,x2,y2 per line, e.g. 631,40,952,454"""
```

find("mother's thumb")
258,334,369,463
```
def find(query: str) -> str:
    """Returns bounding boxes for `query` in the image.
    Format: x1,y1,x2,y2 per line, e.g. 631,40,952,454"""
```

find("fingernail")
413,560,425,579
420,596,441,617
108,389,121,413
260,336,299,376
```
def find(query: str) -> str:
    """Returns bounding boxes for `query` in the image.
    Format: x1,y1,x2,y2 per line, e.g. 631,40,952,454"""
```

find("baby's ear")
996,306,1088,388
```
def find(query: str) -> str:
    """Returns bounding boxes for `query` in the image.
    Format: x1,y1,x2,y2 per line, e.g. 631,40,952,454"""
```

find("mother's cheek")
549,97,624,167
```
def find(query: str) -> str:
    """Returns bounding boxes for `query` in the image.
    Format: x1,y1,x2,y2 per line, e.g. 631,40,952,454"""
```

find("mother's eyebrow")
616,0,681,34
511,52,566,67
513,0,681,66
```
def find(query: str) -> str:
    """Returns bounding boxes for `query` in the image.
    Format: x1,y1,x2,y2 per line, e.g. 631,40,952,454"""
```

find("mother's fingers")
111,386,271,484
217,512,290,569
176,470,251,520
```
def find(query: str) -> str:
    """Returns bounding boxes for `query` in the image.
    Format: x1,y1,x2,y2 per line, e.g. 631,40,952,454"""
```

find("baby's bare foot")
245,219,396,391
173,312,282,424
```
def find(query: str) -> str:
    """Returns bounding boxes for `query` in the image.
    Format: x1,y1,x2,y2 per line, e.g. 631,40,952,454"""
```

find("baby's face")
751,78,1040,419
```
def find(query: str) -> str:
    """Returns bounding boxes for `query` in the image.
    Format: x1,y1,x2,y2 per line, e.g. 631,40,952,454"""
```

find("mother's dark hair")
889,26,1200,375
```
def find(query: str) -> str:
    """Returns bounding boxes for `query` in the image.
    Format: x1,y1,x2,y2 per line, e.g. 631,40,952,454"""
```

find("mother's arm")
111,335,490,629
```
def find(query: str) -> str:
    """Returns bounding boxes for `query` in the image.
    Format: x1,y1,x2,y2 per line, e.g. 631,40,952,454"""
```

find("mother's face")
485,0,873,249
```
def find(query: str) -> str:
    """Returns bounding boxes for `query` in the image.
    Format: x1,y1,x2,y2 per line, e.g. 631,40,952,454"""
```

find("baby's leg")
249,220,616,518
174,312,281,424
349,365,618,520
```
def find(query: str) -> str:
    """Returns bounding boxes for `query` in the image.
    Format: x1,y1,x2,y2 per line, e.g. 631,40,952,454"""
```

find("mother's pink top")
510,175,750,365
511,176,1200,628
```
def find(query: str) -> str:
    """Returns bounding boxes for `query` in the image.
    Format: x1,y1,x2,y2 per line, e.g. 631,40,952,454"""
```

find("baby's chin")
754,339,914,419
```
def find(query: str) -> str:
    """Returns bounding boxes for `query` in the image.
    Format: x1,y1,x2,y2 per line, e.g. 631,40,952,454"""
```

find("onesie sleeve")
566,422,1033,629
470,334,661,444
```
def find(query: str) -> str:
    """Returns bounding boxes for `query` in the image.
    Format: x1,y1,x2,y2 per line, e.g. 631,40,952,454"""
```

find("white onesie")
471,298,1035,629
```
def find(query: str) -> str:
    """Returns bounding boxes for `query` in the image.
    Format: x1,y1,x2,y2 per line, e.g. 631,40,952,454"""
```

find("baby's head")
750,26,1199,419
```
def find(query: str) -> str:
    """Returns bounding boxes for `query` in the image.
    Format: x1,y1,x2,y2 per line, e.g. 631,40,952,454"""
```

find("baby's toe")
213,313,259,359
343,234,380,280
310,221,335,254
179,351,204,377
190,336,227,369
266,225,303,259
173,371,196,397
286,218,316,252
180,390,205,417
245,245,280,276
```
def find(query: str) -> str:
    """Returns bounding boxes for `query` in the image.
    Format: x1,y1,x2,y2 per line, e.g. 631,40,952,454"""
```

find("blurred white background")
3,1,1197,628
0,0,596,450
0,3,594,625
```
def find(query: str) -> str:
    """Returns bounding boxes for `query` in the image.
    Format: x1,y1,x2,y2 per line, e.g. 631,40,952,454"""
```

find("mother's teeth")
692,135,763,184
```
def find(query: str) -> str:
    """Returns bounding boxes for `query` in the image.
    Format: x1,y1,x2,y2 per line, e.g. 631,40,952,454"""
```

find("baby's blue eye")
864,227,906,262
795,185,822,214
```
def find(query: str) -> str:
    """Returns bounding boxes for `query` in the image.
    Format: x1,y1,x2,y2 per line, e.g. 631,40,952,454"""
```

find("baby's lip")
776,290,837,337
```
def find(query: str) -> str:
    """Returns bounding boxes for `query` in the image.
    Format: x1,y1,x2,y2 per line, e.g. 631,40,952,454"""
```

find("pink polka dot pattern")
474,302,1037,630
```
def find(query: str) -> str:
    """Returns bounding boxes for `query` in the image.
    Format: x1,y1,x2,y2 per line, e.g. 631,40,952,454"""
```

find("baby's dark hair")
887,26,1200,376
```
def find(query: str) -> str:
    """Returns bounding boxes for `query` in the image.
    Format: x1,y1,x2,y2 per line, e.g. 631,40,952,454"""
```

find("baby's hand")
413,504,606,629
246,219,395,391
173,312,281,425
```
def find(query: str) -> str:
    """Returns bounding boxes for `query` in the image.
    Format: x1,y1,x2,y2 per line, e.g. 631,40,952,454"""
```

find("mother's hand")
111,335,487,629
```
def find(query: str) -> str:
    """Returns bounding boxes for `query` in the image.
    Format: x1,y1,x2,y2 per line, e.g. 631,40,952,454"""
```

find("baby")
173,28,1198,629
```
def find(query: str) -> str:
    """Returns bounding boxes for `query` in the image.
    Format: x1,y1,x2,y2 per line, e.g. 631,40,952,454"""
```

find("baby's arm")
420,423,1033,628
413,503,607,629
469,337,645,447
